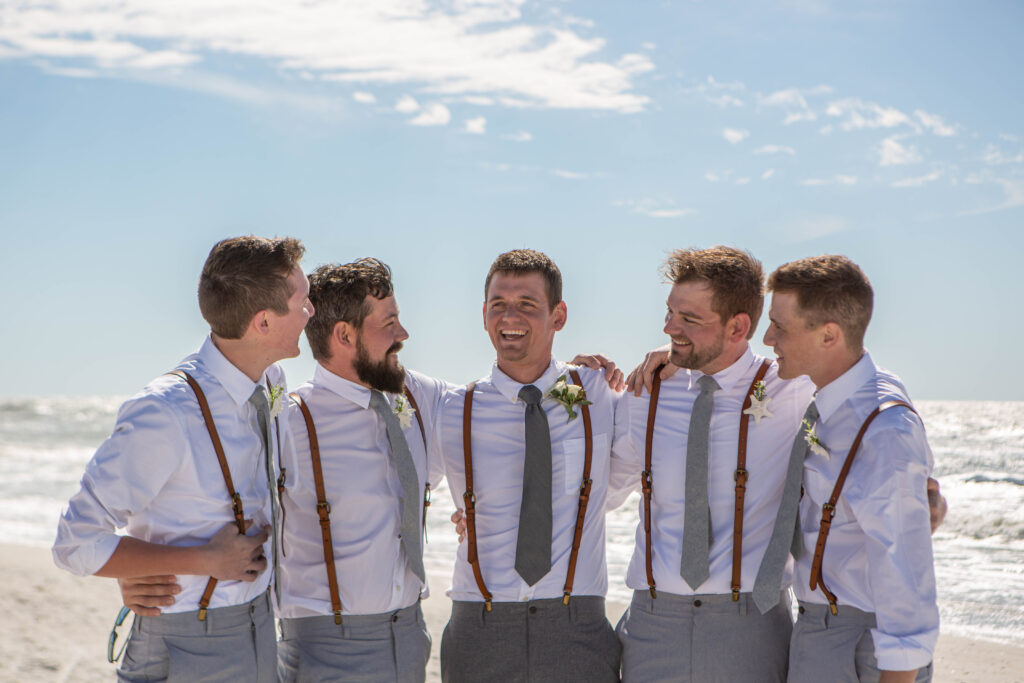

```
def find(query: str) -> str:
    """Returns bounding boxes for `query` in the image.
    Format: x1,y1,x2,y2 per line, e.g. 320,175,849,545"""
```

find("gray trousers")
788,602,933,683
277,602,431,683
441,597,621,683
616,589,793,683
118,590,276,683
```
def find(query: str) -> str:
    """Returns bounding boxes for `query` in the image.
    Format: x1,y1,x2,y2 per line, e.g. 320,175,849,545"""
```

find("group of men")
54,236,942,682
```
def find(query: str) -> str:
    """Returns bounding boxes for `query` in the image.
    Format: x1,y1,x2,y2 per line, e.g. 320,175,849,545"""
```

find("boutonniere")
802,419,829,458
393,394,416,429
547,374,593,423
268,385,285,419
742,380,774,425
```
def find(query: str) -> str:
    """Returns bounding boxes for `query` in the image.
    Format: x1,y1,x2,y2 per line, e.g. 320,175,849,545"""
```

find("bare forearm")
879,669,918,683
95,537,209,578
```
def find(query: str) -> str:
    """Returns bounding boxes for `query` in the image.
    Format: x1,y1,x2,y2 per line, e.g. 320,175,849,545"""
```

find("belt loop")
204,608,213,636
479,603,488,627
737,593,747,616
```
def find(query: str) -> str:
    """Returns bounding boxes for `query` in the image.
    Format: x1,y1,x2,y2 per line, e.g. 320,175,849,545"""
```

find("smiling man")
53,236,310,683
276,258,448,683
764,255,938,683
436,249,622,682
608,246,815,682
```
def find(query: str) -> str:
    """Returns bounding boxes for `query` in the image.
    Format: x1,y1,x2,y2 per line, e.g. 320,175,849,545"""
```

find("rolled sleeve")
607,393,641,511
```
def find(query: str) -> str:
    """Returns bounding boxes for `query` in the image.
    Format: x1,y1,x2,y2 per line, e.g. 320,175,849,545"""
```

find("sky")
1,0,1022,400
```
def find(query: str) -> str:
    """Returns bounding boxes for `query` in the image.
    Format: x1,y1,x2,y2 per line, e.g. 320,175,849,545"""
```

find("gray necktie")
752,400,819,614
515,385,552,586
369,390,426,583
248,385,281,605
680,374,721,590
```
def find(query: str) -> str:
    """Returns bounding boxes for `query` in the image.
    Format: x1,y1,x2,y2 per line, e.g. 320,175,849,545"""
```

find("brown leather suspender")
461,372,594,610
401,388,431,534
290,393,344,624
809,400,916,615
642,359,771,600
731,359,772,600
167,370,246,622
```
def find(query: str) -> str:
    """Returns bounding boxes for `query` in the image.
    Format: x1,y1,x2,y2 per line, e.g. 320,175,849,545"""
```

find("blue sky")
1,0,1021,400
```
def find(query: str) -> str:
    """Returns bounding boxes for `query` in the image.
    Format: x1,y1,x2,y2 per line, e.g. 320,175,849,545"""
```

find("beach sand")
4,543,1020,682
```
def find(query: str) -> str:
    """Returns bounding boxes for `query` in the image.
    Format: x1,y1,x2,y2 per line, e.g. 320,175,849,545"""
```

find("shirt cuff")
52,527,122,577
870,627,938,671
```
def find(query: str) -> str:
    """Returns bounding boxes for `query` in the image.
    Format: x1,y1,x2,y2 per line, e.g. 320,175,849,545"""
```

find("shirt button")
529,606,537,614
798,606,805,614
693,599,702,607
395,586,401,592
398,533,402,539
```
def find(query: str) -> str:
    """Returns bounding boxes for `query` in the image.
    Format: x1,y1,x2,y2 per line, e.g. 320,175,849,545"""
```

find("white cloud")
878,136,922,166
826,98,915,132
0,0,652,112
684,75,746,108
614,198,696,219
890,170,942,188
722,128,749,144
757,85,832,124
735,177,750,185
551,169,590,180
352,91,376,104
409,103,451,126
958,178,1024,215
762,168,775,180
395,95,420,113
464,116,486,134
754,144,795,156
501,130,532,142
999,133,1020,143
783,215,849,241
704,171,721,182
982,144,1024,165
914,109,956,137
801,175,858,186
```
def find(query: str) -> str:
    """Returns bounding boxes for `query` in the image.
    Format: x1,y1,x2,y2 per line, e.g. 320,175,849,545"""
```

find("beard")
354,339,406,394
669,333,725,371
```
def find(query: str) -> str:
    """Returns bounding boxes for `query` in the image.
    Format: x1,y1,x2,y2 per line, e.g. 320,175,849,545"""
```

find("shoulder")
404,368,449,404
563,363,617,407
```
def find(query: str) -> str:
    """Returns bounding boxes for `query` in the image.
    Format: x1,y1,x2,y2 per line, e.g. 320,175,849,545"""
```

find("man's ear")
334,320,357,350
820,321,844,350
552,301,568,331
727,313,751,343
249,310,272,337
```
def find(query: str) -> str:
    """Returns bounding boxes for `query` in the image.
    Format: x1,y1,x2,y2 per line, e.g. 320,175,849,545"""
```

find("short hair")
484,249,562,310
767,254,873,352
305,258,395,362
661,246,764,339
198,236,305,339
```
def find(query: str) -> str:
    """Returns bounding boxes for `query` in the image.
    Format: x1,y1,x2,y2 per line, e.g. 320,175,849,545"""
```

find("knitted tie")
680,374,721,590
514,385,553,586
248,385,281,605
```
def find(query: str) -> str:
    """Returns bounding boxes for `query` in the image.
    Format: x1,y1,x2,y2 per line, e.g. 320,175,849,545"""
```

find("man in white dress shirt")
609,246,815,682
53,236,312,682
763,255,938,683
436,249,622,682
277,258,447,682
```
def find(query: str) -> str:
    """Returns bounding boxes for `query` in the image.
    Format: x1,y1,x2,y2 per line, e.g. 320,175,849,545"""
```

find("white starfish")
743,395,774,425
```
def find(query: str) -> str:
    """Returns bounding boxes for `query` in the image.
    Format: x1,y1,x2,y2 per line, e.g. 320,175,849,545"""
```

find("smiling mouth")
500,328,527,341
671,337,692,348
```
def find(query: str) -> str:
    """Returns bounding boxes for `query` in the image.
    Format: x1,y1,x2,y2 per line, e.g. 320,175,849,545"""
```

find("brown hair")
304,258,395,362
198,236,305,339
661,246,764,339
484,249,562,310
767,254,873,352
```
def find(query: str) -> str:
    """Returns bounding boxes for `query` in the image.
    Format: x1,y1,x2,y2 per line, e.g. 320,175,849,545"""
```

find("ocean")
3,397,1022,645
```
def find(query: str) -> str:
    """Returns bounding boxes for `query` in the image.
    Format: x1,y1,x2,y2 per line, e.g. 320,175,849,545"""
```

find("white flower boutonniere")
742,380,774,425
393,394,416,429
268,385,285,419
547,374,593,423
802,419,829,458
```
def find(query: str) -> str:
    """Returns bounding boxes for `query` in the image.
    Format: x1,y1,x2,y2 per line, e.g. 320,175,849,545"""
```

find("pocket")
561,434,609,495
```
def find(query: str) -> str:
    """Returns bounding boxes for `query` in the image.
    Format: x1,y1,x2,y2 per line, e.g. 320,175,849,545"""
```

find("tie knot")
804,401,819,423
697,375,721,393
518,385,543,405
249,385,269,410
369,389,390,415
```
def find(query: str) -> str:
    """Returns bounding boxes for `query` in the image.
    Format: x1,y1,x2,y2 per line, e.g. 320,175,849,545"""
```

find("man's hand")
624,345,676,396
119,575,181,616
927,477,947,533
201,521,270,581
451,509,467,543
570,353,625,392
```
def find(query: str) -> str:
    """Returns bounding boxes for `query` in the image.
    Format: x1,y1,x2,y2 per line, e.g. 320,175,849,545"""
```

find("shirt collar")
312,362,373,410
814,351,876,424
687,345,757,393
197,335,265,407
488,357,564,404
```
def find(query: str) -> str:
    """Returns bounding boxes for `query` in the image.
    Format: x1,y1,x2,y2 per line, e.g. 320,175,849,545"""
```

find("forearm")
95,536,211,579
879,669,918,683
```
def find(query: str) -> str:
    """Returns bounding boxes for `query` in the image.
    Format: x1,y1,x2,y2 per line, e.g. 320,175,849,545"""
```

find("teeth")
501,329,527,337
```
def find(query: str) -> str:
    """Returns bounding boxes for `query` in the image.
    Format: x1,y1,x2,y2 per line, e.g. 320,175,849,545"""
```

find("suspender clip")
333,610,343,625
197,606,207,622
731,588,740,602
484,598,492,612
649,586,657,599
562,591,571,606
828,602,838,616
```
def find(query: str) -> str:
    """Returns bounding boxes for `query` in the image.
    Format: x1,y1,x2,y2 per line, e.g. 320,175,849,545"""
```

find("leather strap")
462,382,493,610
401,387,431,535
642,364,666,598
290,393,343,625
561,369,594,605
268,378,286,558
809,400,916,614
167,370,245,622
731,359,772,600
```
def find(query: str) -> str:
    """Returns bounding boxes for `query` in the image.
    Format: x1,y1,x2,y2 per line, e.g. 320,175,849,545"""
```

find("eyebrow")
488,293,541,303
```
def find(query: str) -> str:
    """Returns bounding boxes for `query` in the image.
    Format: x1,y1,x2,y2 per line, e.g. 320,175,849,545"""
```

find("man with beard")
268,258,447,683
608,246,815,682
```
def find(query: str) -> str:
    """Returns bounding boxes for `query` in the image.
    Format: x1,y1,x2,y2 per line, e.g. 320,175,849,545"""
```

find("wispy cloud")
754,144,796,156
722,128,749,144
464,116,486,134
783,215,849,241
982,144,1024,165
409,103,451,126
395,95,420,114
826,98,913,131
757,85,832,125
0,0,652,113
352,91,376,104
878,136,922,166
801,175,858,186
551,169,591,180
958,178,1024,215
685,75,746,108
501,130,533,142
914,110,957,137
614,198,696,219
762,168,776,180
890,170,942,188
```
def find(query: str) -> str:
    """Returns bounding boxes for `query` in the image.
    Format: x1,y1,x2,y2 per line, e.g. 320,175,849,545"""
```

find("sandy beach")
4,543,1020,682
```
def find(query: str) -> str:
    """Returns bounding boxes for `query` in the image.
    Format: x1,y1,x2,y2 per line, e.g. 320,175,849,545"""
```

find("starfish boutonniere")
547,374,593,423
393,394,416,429
743,380,774,425
268,384,285,419
802,419,829,458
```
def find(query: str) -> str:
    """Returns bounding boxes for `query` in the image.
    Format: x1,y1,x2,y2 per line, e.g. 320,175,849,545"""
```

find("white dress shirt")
793,352,939,671
436,359,618,603
52,336,281,612
278,365,448,618
609,348,815,596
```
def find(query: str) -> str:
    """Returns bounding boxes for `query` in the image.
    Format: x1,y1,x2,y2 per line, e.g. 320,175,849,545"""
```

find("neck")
811,349,864,390
496,355,551,385
698,342,748,377
211,334,272,383
320,357,370,389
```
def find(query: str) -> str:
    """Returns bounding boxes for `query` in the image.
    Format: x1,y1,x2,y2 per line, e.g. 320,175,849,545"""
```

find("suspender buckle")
231,493,243,516
317,500,331,515
821,502,835,521
734,468,748,483
641,470,652,493
463,491,476,506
